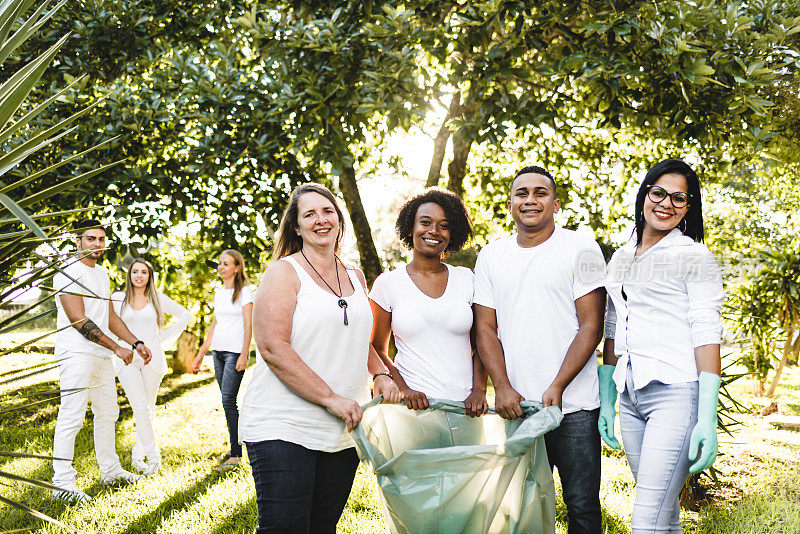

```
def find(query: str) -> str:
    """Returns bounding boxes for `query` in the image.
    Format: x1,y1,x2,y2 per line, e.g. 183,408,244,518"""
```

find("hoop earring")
678,218,687,232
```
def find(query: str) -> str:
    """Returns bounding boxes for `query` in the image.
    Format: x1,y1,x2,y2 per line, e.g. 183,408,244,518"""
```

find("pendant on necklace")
338,298,349,326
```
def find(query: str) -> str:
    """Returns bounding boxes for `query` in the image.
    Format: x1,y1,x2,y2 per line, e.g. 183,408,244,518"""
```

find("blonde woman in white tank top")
240,183,400,534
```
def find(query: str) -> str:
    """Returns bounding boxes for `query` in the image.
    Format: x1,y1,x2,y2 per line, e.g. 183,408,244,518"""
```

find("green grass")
1,351,800,533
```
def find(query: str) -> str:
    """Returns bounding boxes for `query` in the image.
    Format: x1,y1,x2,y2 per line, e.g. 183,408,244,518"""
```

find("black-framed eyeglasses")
646,185,690,208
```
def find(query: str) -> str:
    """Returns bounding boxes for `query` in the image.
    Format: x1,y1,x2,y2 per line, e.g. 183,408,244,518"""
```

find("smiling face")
76,228,106,263
295,191,341,250
217,252,239,282
508,172,560,231
411,202,450,258
642,173,690,235
129,261,151,290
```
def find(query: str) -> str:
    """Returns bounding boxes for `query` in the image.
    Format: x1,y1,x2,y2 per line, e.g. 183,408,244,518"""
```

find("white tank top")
239,256,372,452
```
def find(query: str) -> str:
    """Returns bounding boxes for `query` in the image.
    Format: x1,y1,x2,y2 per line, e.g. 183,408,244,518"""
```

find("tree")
728,245,800,396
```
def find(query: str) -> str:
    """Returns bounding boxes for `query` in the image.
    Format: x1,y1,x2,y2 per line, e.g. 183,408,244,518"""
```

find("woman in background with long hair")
193,249,253,471
112,258,192,475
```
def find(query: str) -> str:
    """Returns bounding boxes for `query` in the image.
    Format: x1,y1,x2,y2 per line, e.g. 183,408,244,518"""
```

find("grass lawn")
1,349,799,533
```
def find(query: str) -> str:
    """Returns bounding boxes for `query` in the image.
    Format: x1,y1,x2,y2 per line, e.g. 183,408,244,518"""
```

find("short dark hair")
395,187,473,252
634,159,704,244
511,165,557,195
73,218,105,235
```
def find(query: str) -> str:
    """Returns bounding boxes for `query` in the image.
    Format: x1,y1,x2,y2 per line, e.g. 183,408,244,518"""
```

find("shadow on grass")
117,375,216,420
116,471,222,534
0,373,215,428
205,494,258,534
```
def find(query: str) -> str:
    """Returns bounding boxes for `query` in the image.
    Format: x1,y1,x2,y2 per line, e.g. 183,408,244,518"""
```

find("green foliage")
727,244,800,392
0,0,121,526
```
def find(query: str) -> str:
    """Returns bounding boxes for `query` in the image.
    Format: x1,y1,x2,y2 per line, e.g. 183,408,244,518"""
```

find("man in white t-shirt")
474,166,606,534
51,219,153,502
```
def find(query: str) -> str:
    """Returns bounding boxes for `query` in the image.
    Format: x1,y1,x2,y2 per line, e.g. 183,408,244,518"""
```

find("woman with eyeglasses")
599,159,723,533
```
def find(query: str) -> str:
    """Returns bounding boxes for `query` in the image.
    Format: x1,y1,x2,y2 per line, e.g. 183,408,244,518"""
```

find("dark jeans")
245,440,359,534
212,350,245,457
544,408,602,534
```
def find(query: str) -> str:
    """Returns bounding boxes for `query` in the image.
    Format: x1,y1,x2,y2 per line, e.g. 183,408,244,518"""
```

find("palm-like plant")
0,0,121,527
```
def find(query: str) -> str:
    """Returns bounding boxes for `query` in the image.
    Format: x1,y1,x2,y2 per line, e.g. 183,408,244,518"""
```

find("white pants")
53,353,122,488
117,359,164,463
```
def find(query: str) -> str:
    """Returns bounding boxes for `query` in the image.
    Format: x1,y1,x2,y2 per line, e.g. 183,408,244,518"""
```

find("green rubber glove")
688,372,721,473
597,364,621,449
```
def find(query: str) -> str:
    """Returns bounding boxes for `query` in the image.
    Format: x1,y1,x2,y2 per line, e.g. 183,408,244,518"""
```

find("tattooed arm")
59,293,134,365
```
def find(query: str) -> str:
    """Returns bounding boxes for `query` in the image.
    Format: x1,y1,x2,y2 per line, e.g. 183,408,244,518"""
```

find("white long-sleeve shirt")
604,228,723,392
111,291,193,375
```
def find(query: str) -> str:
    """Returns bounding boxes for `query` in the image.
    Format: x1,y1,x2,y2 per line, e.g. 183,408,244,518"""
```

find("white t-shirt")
370,264,474,400
239,257,371,452
211,285,254,353
54,260,112,358
473,226,606,414
111,291,193,375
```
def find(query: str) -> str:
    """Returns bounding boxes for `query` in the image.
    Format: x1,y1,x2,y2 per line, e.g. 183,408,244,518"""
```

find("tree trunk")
172,331,198,375
446,127,473,197
766,319,798,397
789,326,800,366
339,165,383,286
426,93,461,188
753,340,764,396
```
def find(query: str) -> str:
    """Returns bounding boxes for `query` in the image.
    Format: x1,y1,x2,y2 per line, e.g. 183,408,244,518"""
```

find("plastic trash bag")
353,398,563,534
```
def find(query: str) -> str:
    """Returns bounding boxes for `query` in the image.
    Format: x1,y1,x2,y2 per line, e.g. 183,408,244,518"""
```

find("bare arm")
695,344,721,375
369,299,423,408
236,302,254,371
464,310,488,416
475,303,524,419
602,339,618,366
354,270,400,404
254,260,362,431
542,288,606,409
59,293,133,364
192,316,217,372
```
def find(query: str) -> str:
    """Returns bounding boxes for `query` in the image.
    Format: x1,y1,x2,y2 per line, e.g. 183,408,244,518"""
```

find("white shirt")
370,263,475,400
473,226,606,414
211,286,254,353
54,260,112,358
111,292,193,375
239,257,371,452
604,228,723,391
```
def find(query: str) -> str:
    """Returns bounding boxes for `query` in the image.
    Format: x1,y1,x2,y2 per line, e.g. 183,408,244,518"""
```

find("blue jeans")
544,408,602,534
212,350,245,457
245,440,359,534
619,365,698,534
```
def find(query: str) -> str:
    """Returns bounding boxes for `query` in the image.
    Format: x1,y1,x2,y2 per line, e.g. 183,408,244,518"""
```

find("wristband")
372,371,392,381
132,340,144,351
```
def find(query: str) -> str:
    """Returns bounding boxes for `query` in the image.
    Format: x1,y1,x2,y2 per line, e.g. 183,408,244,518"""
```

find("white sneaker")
142,461,160,476
52,485,92,503
131,456,149,473
100,468,142,485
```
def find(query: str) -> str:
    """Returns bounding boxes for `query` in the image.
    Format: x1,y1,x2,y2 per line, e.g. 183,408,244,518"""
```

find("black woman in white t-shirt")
369,187,488,417
192,249,253,471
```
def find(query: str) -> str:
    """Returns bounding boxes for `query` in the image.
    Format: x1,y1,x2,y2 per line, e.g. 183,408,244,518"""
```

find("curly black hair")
395,187,473,252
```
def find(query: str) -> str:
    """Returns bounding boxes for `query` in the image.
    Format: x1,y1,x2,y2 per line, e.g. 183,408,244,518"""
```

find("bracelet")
132,340,143,351
372,371,392,381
